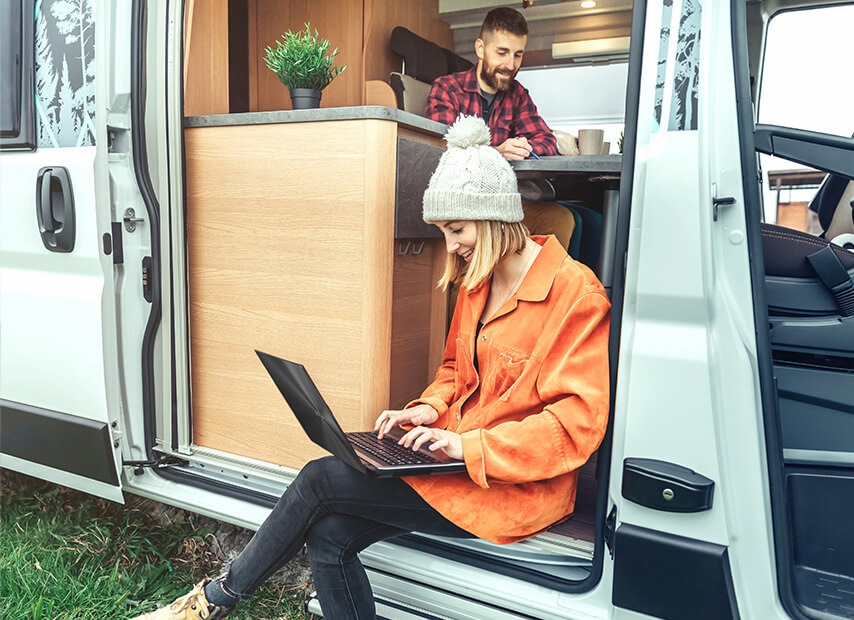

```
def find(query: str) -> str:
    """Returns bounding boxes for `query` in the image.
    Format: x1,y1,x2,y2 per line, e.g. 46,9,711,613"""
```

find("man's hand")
398,426,463,461
374,404,439,440
496,136,533,161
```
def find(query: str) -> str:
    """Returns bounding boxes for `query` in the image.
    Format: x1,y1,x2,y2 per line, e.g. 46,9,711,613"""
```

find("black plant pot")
289,88,322,110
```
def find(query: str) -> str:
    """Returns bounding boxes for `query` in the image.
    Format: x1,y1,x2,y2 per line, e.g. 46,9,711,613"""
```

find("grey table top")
185,107,623,180
511,154,622,175
184,106,448,135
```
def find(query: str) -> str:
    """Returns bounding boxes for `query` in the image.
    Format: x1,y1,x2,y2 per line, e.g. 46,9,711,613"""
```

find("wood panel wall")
185,0,453,113
249,0,364,111
389,238,447,410
184,0,230,116
246,0,452,111
363,0,453,84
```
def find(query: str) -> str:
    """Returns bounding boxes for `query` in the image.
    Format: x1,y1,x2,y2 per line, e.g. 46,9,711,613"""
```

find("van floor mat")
794,566,854,618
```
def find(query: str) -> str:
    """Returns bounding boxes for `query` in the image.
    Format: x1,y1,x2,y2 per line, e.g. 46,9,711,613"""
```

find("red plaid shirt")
425,67,558,156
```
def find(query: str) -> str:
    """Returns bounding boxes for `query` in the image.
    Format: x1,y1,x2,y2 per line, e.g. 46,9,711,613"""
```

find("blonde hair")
436,220,529,291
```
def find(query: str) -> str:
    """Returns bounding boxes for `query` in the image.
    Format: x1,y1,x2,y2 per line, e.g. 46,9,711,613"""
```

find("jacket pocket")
485,351,529,401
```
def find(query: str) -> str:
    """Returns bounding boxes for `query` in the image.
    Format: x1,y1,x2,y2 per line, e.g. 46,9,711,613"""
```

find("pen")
514,136,540,159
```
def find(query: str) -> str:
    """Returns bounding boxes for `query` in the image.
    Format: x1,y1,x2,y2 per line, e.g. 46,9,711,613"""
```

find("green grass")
0,469,312,619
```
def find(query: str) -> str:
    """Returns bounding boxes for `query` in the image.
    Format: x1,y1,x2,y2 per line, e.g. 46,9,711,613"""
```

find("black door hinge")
605,504,617,559
124,454,188,476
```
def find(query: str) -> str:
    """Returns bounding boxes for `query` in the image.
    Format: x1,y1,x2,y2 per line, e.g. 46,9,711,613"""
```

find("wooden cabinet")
184,117,447,469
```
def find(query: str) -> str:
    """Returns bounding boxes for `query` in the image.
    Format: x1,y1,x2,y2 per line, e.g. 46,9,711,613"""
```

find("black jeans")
219,456,474,619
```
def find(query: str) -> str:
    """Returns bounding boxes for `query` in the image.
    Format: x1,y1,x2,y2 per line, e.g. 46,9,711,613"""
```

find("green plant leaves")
263,23,346,91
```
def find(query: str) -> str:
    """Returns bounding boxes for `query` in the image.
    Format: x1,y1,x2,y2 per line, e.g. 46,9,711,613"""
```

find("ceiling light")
580,0,597,7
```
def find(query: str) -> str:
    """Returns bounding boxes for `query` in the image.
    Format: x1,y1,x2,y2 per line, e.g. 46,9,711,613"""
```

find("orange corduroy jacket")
403,235,611,544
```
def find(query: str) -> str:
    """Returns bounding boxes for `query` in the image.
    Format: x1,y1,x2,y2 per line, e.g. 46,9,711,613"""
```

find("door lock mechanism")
123,207,145,232
711,183,736,221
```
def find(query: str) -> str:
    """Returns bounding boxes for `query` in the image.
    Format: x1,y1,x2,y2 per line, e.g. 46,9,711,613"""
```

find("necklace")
494,245,537,310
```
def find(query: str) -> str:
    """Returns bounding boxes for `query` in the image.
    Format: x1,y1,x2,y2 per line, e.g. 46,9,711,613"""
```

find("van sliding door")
0,0,125,501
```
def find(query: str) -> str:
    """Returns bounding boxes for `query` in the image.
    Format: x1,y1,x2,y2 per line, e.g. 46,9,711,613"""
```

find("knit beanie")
422,115,523,223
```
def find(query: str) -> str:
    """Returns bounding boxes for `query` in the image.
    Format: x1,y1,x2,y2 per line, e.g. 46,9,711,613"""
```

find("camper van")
2,0,853,618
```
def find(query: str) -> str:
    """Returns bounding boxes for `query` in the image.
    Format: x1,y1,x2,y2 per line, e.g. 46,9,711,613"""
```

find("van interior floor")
794,567,854,618
538,450,600,555
521,456,597,561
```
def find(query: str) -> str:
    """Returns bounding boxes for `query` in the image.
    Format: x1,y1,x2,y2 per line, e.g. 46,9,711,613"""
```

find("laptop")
256,350,467,478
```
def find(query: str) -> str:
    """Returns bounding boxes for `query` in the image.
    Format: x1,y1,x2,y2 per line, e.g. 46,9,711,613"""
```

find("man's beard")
480,59,517,91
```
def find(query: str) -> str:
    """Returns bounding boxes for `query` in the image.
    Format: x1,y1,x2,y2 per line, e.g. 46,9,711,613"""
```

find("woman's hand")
374,404,439,440
398,426,463,461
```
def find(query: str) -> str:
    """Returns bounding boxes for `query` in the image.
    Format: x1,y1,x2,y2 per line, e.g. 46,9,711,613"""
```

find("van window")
0,0,35,149
758,4,854,136
522,63,628,153
0,1,23,138
35,0,95,148
757,4,854,229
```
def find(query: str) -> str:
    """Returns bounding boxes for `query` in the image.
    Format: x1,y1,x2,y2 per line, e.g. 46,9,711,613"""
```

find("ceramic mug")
578,129,605,155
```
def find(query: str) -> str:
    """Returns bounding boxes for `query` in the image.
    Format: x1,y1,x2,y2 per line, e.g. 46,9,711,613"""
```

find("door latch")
711,183,736,221
123,207,145,232
142,256,153,302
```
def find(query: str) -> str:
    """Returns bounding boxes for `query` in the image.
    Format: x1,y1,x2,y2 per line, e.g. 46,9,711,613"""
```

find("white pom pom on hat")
423,115,523,224
444,114,492,150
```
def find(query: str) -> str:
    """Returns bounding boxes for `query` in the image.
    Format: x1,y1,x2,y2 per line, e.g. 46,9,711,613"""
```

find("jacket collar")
461,66,480,94
515,235,564,303
465,235,565,325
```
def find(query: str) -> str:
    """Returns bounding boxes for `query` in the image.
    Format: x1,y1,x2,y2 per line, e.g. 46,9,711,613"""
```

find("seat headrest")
808,131,854,237
444,47,474,75
809,174,852,232
390,26,473,84
389,73,432,116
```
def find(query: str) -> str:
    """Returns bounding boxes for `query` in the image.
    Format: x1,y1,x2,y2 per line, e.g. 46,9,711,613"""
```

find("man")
425,7,572,248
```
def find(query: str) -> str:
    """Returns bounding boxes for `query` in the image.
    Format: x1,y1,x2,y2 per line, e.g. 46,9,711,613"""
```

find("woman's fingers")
375,410,405,439
399,427,462,460
411,429,435,452
428,439,448,451
375,405,439,439
398,426,418,447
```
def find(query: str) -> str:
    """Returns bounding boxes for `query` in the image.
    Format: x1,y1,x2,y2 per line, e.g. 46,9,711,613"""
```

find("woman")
133,116,610,620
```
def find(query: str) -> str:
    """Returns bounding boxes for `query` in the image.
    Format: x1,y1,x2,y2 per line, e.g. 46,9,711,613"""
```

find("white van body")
2,1,852,619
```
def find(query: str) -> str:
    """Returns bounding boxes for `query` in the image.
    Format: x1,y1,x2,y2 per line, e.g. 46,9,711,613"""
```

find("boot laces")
168,582,209,617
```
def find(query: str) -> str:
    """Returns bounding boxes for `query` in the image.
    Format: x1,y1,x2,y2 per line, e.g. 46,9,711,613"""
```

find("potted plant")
263,23,346,110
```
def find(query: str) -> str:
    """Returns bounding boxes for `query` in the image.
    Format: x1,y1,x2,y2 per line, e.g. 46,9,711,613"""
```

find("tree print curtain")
653,0,702,133
35,0,95,148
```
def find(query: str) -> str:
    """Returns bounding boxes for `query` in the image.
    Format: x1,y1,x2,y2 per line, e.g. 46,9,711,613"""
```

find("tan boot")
129,579,233,619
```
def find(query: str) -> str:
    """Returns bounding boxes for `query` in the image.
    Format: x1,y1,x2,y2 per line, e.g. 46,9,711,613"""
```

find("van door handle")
36,166,76,252
622,458,715,512
39,170,57,233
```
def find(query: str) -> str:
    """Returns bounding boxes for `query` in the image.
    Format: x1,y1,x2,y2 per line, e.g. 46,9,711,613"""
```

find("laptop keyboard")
348,432,444,466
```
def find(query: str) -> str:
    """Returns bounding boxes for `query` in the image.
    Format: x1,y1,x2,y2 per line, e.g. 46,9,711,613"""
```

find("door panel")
0,0,122,502
0,148,107,415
